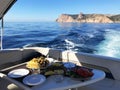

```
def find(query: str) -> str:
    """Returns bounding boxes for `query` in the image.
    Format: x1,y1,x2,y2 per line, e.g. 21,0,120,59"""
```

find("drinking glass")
53,74,64,83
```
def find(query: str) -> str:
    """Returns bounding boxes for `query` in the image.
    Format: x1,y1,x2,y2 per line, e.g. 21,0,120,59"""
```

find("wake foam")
95,29,120,58
65,39,75,51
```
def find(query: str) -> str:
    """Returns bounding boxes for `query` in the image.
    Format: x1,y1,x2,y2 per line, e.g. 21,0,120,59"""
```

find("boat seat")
0,73,31,90
0,78,22,90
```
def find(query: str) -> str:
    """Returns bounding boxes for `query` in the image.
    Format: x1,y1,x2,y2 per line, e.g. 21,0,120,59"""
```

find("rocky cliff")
56,13,120,23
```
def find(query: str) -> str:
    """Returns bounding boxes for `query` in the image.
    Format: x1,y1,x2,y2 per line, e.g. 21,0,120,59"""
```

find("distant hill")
109,15,120,22
56,13,120,23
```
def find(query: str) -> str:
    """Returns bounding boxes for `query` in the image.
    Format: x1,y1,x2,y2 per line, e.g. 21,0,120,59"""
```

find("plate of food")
23,74,46,86
26,56,49,69
8,68,29,78
66,66,94,80
44,62,65,76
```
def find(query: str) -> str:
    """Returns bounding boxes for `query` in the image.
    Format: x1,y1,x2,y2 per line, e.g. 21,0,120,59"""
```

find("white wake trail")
95,29,120,58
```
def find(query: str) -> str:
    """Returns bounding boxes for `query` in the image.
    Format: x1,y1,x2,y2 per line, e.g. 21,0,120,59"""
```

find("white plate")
46,58,62,64
64,62,76,68
46,58,54,63
23,74,46,86
8,69,29,78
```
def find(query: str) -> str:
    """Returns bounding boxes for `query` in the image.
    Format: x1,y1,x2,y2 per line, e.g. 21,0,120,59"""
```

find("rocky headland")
56,13,120,23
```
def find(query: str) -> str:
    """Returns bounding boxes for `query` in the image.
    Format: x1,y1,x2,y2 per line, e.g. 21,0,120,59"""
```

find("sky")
4,0,120,22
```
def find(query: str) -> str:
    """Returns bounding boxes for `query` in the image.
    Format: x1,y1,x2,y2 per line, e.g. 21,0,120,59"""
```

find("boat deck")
0,47,120,90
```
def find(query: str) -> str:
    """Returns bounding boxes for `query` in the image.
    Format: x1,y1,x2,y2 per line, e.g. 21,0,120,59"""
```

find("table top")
31,69,105,90
1,62,105,90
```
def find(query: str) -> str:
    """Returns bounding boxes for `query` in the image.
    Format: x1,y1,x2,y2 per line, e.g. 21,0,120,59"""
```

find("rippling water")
2,22,120,58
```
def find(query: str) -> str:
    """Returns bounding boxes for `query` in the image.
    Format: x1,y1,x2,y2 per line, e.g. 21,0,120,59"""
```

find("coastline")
56,13,120,23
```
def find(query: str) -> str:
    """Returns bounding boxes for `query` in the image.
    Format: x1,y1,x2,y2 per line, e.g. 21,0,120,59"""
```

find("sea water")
2,22,120,58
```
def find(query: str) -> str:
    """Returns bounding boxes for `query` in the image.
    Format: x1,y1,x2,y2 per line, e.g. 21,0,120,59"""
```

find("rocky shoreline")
56,13,120,23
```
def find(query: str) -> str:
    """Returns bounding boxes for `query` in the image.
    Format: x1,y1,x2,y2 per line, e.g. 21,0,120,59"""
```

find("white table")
0,62,105,90
31,69,105,90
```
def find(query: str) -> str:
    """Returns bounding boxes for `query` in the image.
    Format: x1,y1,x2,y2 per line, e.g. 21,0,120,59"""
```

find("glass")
31,68,40,74
53,75,64,83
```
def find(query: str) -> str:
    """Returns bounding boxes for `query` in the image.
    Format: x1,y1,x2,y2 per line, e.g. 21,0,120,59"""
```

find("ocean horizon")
2,22,120,59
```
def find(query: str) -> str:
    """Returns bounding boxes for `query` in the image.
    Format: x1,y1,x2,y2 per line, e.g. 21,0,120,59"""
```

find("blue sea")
2,22,120,58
